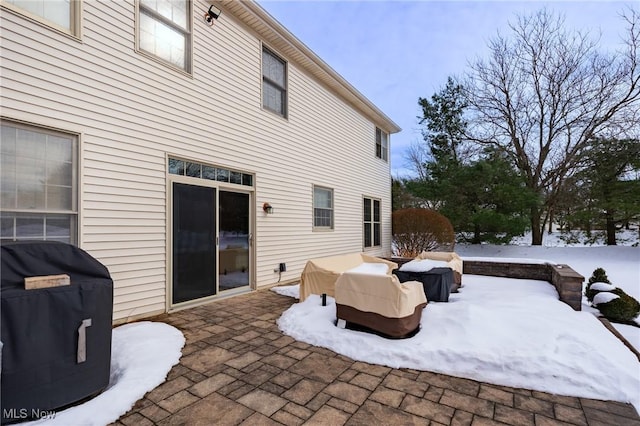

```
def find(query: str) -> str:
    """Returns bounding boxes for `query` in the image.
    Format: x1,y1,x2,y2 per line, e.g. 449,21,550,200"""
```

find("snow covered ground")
461,244,639,299
455,243,640,344
26,322,184,426
510,228,639,247
272,241,640,412
457,238,640,363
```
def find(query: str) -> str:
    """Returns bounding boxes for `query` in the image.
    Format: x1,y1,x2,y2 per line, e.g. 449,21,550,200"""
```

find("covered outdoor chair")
335,270,427,339
415,251,463,291
300,253,397,301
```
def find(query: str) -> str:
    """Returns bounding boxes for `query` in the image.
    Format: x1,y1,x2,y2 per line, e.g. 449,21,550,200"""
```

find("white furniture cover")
299,253,397,302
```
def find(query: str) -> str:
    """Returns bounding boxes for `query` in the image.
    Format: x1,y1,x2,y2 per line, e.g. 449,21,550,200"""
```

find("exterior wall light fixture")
263,203,274,214
204,5,221,26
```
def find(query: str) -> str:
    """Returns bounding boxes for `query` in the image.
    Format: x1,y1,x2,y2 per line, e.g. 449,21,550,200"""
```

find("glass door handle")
249,233,253,247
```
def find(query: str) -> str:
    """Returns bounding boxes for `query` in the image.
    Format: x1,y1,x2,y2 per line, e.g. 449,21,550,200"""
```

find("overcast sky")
256,0,635,177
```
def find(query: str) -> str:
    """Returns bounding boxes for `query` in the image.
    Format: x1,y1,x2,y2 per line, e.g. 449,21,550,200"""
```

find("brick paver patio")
113,289,640,425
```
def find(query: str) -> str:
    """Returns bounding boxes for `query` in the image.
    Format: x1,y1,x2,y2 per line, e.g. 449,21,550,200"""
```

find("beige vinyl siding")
1,0,393,321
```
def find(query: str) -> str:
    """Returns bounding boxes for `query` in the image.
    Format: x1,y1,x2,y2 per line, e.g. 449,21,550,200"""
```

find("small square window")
186,162,201,178
168,158,185,175
202,166,216,180
230,171,242,185
216,169,229,182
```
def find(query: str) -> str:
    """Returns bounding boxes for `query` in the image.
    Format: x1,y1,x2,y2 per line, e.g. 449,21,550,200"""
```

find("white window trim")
261,44,288,119
1,0,83,40
134,0,193,75
363,197,381,249
312,185,334,231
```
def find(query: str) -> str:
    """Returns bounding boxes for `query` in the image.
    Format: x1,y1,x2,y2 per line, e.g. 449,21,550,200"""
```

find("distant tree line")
396,8,640,245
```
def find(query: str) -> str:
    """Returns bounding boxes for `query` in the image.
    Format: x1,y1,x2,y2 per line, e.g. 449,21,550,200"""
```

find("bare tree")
404,140,430,181
463,8,640,245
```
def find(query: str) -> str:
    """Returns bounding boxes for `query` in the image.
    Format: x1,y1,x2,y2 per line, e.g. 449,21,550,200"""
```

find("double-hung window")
262,47,287,117
0,121,78,244
375,127,388,161
363,197,381,248
138,0,191,72
313,186,333,229
2,0,81,36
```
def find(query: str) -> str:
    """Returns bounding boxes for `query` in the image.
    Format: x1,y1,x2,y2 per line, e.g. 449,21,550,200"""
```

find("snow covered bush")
595,291,640,323
592,292,619,306
585,268,611,302
392,208,455,257
585,267,640,322
585,282,619,302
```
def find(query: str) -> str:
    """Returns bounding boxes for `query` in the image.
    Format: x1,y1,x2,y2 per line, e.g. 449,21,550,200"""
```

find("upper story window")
313,186,333,230
363,197,381,248
376,127,388,161
2,0,81,37
137,0,191,73
0,121,78,244
262,47,287,117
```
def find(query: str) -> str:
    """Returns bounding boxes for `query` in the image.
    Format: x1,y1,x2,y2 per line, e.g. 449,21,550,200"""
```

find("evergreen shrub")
585,268,612,302
586,267,640,322
588,268,611,284
596,291,640,323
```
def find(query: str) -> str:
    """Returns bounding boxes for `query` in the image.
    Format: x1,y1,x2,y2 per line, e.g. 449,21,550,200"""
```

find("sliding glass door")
171,182,252,306
219,191,250,291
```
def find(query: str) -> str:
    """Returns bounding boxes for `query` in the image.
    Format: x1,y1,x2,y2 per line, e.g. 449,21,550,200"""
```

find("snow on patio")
272,274,640,412
456,243,640,350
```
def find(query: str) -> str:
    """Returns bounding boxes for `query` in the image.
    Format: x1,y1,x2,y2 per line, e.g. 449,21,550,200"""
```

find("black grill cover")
1,241,113,424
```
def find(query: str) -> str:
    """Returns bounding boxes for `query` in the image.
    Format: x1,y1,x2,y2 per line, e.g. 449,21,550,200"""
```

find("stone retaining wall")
464,260,584,311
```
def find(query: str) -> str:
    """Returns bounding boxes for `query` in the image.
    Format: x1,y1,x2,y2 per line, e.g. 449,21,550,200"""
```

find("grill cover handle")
77,319,92,363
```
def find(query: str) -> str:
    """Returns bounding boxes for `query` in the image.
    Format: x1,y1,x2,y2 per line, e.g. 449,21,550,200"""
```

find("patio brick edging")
462,260,584,311
598,317,640,362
